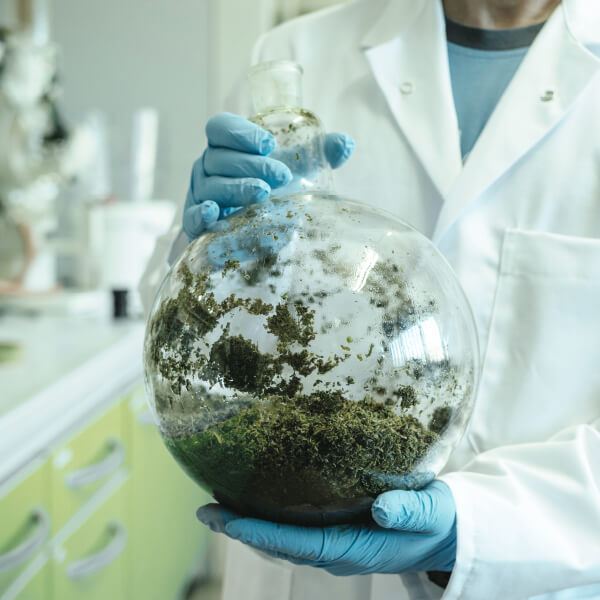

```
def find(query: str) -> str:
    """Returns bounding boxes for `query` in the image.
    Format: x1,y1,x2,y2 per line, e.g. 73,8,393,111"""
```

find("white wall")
206,0,277,114
277,0,346,21
49,0,210,206
205,0,349,113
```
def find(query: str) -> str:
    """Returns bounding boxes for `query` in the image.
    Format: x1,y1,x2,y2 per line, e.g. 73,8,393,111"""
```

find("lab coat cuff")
436,472,477,600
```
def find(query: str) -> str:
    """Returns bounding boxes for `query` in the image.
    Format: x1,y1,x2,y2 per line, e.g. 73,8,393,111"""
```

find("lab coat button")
400,82,414,95
540,90,555,102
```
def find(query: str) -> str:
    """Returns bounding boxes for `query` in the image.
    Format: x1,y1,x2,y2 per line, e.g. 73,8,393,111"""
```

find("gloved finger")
224,518,331,561
204,147,292,189
220,206,241,218
183,200,220,240
371,480,455,534
190,172,271,208
196,503,241,533
324,132,355,169
189,154,271,207
206,112,276,155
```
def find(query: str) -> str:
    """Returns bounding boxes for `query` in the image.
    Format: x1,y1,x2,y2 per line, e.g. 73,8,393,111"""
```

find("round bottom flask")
143,61,479,525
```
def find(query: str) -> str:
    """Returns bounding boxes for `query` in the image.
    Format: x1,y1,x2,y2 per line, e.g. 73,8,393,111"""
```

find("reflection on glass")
389,316,446,368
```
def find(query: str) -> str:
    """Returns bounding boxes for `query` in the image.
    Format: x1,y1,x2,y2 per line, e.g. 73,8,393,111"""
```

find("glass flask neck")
248,60,303,114
247,60,334,196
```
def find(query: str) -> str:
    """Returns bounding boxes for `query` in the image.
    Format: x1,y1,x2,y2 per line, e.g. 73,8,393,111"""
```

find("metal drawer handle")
0,507,50,574
65,438,125,489
65,520,127,580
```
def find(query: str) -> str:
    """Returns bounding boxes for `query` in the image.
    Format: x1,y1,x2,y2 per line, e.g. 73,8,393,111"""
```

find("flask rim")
247,60,304,79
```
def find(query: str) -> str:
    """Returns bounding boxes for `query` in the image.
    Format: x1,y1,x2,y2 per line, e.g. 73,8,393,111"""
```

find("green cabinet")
51,402,125,534
0,460,51,600
1,384,212,600
10,563,52,600
51,478,130,600
126,388,211,600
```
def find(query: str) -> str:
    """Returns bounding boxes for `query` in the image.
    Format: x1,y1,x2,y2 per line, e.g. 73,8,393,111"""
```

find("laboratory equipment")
144,61,479,525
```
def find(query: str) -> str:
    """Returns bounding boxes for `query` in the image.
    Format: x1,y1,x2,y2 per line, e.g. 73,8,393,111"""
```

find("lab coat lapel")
433,4,600,244
362,0,462,199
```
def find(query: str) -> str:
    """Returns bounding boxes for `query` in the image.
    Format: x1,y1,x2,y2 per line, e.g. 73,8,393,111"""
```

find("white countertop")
0,312,145,484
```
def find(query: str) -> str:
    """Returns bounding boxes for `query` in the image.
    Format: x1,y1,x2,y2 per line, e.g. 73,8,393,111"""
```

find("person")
141,0,600,598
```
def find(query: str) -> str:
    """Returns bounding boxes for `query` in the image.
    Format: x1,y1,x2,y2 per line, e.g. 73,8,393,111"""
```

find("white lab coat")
141,1,600,598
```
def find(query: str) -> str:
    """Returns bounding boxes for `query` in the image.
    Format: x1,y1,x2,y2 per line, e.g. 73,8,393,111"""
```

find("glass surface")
250,107,332,196
143,60,479,525
144,193,479,525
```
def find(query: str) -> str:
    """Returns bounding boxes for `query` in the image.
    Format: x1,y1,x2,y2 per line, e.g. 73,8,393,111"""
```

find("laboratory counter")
0,313,145,484
0,311,210,600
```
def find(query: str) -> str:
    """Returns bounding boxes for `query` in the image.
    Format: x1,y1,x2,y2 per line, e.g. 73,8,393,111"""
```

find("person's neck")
442,0,561,29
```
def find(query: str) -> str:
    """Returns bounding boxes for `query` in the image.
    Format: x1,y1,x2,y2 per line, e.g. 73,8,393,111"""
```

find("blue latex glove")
196,480,457,576
183,112,355,241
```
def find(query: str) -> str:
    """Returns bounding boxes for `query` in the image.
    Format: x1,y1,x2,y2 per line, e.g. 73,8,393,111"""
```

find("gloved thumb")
371,480,455,534
324,132,355,169
183,200,220,240
196,503,240,533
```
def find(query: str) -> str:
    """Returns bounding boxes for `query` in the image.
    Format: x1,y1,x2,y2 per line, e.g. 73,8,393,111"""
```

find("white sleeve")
138,199,185,316
439,419,600,600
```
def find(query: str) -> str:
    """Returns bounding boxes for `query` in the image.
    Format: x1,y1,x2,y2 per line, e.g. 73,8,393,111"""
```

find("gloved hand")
196,480,457,576
183,112,355,241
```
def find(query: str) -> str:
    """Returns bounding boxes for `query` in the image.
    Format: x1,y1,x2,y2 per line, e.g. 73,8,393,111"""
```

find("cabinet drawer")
0,461,51,599
127,388,211,599
51,400,126,533
52,476,130,600
0,562,51,600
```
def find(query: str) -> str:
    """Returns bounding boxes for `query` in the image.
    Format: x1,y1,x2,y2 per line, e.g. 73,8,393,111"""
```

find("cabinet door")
0,460,51,599
126,389,211,600
51,401,125,533
3,562,52,600
52,477,130,600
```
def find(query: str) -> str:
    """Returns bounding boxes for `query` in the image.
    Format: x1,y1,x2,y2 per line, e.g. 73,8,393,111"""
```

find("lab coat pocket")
469,229,600,452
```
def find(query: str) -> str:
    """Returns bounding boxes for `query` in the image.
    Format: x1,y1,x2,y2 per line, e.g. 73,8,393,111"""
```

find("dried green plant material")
148,263,278,392
166,390,438,509
147,249,452,521
204,324,282,394
267,302,315,349
241,254,279,286
222,259,240,277
394,385,418,409
429,405,452,434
